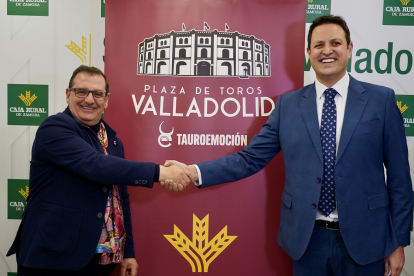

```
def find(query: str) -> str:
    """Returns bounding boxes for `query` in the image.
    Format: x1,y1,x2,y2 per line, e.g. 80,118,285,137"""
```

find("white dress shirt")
194,73,351,222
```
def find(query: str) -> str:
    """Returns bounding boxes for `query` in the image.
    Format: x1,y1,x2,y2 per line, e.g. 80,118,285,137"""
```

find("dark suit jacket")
197,75,413,265
7,107,156,270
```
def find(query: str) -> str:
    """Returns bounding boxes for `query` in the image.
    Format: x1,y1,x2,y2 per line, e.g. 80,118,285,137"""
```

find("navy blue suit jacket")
197,75,413,265
7,107,156,270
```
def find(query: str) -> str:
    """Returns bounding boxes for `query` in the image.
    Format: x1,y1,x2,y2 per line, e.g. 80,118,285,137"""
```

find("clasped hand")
159,161,198,192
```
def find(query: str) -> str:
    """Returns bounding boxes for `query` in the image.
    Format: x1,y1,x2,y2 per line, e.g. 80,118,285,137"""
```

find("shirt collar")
315,73,350,99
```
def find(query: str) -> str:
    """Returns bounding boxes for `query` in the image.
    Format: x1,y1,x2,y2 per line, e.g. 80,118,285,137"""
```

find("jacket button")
103,187,108,192
134,180,139,185
311,204,316,209
316,177,321,183
114,141,117,145
97,212,103,218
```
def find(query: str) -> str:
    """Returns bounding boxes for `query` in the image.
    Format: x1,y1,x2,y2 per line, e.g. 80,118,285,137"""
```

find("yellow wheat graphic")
308,0,313,3
164,214,237,272
19,186,29,200
19,91,37,106
397,101,409,114
65,35,91,66
401,0,410,5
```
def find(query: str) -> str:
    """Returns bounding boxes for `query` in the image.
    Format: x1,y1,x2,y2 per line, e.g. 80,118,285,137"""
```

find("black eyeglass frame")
69,88,108,101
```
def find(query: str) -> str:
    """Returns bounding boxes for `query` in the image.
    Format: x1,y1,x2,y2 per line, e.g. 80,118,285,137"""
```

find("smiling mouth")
81,106,96,110
321,58,335,63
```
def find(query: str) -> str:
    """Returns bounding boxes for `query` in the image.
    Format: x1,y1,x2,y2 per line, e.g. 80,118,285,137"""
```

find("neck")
317,72,347,88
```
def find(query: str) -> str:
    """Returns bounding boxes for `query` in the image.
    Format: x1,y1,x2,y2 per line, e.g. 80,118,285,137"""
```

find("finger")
131,265,138,276
384,260,390,276
120,264,126,276
172,183,179,192
391,266,401,276
183,174,191,186
164,160,176,167
159,181,165,187
177,184,184,191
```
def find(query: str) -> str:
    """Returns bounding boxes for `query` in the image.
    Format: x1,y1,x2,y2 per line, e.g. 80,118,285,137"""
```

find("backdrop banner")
105,0,305,275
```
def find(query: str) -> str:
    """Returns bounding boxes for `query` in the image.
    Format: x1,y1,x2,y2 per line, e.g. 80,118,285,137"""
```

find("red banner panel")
105,0,305,275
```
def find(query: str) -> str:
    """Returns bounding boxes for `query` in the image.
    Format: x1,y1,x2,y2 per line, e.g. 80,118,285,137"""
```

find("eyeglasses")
69,88,107,101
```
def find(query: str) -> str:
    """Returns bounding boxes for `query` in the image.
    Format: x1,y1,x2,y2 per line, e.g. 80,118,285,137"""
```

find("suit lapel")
336,76,368,164
299,84,323,164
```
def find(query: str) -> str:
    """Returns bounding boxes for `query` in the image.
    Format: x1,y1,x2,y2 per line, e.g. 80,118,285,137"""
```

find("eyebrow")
313,38,343,45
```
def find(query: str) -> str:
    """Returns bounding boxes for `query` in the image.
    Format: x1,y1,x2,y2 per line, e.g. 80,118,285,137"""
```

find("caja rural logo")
137,22,271,79
8,84,48,126
306,0,331,23
383,0,414,26
395,95,414,136
8,179,29,219
164,214,237,272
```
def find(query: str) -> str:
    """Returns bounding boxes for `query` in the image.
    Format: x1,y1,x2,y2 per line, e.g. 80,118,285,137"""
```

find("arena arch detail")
137,28,271,79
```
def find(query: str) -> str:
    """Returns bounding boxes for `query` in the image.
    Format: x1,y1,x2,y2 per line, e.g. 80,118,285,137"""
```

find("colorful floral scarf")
95,122,126,264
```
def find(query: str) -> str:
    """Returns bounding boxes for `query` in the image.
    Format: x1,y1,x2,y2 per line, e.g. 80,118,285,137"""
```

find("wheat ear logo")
164,214,237,272
19,186,29,200
308,0,314,3
401,0,410,5
19,91,37,106
65,35,92,66
397,101,409,114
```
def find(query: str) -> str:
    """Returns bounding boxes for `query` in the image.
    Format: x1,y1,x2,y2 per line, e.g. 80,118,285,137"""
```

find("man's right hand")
158,164,192,192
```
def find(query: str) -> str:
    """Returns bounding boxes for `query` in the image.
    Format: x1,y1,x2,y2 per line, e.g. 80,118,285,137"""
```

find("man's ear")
347,41,353,59
104,93,110,108
65,88,71,104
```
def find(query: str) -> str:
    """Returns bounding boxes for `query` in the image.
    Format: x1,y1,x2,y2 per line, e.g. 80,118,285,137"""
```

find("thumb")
384,259,390,276
120,263,126,276
164,160,177,167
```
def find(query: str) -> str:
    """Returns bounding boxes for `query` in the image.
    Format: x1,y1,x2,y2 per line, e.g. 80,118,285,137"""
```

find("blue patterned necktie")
318,88,337,216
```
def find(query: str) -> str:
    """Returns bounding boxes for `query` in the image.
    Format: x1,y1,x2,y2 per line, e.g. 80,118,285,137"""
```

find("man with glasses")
7,65,191,276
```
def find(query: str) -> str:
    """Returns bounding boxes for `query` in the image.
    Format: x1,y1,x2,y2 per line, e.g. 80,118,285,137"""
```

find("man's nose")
84,92,95,103
322,45,333,55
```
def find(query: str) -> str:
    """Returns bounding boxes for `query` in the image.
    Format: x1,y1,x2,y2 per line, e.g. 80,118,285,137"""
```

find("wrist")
188,165,198,182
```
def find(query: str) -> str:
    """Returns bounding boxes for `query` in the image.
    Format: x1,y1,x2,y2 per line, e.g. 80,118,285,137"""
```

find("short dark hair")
307,15,351,49
68,65,109,93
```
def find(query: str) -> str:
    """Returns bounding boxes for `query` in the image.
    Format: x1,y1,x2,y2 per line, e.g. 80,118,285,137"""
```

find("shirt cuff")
193,164,202,186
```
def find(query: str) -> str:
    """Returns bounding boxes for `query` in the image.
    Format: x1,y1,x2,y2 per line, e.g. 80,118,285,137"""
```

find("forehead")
311,23,346,43
72,72,106,90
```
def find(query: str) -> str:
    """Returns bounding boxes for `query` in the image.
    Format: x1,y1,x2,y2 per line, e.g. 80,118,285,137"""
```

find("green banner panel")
101,0,105,17
306,0,331,23
383,0,414,26
7,0,49,16
8,179,29,220
8,84,49,126
395,95,414,136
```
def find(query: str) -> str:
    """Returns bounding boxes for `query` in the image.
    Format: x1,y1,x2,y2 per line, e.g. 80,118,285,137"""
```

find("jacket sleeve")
33,113,155,188
383,89,413,246
197,94,282,188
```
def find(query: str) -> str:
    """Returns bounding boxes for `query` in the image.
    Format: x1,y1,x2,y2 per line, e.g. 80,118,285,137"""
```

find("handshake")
158,160,199,192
